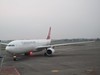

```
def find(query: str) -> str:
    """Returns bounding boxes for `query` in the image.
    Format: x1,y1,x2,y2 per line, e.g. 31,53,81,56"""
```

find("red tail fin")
47,27,51,39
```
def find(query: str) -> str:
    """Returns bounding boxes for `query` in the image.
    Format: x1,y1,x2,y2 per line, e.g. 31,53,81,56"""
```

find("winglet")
46,27,51,39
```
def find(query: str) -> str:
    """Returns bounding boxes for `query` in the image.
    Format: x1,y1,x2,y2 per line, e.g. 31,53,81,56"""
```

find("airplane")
0,27,94,61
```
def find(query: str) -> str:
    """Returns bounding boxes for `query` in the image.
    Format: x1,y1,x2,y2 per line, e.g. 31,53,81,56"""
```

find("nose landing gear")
13,55,17,61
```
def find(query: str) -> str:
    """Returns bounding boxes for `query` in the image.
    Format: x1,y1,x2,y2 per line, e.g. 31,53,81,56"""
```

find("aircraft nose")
5,46,13,53
5,46,16,53
5,46,10,52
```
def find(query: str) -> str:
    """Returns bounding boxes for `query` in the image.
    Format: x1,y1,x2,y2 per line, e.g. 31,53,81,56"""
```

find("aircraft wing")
50,41,94,47
36,46,51,51
36,41,94,50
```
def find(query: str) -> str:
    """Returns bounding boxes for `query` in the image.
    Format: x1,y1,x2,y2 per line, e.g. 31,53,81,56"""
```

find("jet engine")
45,48,55,56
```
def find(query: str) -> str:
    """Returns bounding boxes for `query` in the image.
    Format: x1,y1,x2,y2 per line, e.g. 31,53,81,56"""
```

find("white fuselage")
6,39,51,54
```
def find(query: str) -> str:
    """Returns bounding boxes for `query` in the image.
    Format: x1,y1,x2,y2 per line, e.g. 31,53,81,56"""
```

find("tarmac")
0,41,100,75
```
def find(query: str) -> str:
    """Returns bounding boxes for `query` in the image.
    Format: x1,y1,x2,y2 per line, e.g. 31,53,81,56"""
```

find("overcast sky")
0,0,100,40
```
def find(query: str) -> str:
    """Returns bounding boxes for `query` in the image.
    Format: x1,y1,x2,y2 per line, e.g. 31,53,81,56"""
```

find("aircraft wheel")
13,56,17,61
44,53,48,56
24,53,29,56
44,53,52,57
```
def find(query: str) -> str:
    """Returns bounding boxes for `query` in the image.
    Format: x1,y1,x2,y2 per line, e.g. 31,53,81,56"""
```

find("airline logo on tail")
47,27,51,39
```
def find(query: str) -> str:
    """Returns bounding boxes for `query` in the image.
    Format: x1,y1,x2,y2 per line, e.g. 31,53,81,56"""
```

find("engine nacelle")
45,48,55,56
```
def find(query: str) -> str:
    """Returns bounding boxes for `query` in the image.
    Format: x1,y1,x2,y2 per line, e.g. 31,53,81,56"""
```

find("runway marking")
51,70,59,73
0,66,20,75
14,67,21,75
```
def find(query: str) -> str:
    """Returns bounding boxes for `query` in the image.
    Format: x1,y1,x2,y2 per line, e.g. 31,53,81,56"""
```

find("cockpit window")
7,45,15,46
